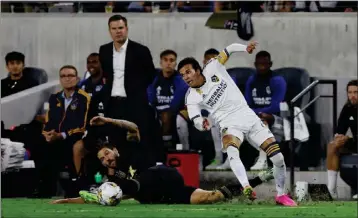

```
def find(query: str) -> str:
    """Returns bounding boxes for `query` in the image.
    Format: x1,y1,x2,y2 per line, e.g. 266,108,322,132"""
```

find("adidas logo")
349,116,354,120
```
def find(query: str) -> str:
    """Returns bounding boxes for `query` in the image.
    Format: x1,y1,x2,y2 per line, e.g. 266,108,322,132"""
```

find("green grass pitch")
2,198,357,217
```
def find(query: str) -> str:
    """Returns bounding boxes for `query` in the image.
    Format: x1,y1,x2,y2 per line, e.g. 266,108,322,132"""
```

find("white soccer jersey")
185,58,251,125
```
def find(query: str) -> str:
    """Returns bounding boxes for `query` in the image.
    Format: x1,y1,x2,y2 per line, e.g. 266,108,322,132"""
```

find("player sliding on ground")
51,116,274,205
177,42,296,206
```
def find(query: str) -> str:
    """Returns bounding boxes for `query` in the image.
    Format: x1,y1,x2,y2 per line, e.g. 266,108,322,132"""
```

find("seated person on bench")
326,80,357,199
31,65,90,198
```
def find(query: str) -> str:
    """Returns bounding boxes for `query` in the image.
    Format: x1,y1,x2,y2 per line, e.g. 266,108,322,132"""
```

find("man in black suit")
98,14,164,173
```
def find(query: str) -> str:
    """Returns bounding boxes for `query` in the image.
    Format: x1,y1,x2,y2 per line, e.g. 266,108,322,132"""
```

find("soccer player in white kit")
177,42,297,206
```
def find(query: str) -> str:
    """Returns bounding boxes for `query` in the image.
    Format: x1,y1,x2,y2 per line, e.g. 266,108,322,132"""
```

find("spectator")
199,48,227,170
79,53,105,97
99,15,164,172
147,49,188,148
31,65,90,198
1,51,38,98
336,1,358,12
128,2,152,12
202,48,239,170
203,48,219,66
327,80,357,199
176,1,213,12
245,51,287,170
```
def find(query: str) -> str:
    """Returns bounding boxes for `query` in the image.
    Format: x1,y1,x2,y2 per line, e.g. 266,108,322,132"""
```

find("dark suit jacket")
99,39,157,105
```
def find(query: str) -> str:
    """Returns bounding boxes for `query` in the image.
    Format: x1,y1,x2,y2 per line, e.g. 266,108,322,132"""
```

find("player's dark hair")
59,65,78,76
88,53,99,58
108,14,128,27
204,48,219,57
347,80,358,91
177,57,202,74
255,50,271,61
160,50,177,59
5,51,25,65
98,140,116,151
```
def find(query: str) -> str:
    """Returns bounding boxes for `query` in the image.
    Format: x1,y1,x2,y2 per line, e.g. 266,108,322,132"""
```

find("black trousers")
107,97,165,173
31,134,82,195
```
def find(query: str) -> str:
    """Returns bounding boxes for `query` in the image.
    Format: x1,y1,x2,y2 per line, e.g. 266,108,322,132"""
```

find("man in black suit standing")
98,15,164,173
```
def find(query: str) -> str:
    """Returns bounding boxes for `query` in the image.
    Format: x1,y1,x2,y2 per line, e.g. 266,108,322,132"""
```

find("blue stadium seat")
340,154,358,195
24,67,48,85
227,67,256,93
273,67,311,110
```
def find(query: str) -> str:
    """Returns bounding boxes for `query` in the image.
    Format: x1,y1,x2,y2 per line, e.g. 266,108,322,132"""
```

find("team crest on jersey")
70,102,78,110
266,86,271,95
196,89,203,95
115,170,127,179
211,75,219,83
221,127,228,134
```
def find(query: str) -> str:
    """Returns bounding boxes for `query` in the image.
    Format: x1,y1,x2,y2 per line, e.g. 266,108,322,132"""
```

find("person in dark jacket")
99,14,163,168
31,65,91,198
244,51,287,170
147,50,189,148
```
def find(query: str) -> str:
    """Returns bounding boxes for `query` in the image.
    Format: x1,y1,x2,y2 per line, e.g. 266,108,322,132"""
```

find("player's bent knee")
261,141,281,158
73,140,86,158
190,189,224,204
222,135,241,150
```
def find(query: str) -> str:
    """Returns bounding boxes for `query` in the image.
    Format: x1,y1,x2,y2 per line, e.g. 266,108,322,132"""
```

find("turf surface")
2,198,357,217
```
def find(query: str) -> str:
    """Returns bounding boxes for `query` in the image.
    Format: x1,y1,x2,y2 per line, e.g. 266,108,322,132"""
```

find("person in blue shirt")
79,53,105,97
147,50,189,148
245,50,287,170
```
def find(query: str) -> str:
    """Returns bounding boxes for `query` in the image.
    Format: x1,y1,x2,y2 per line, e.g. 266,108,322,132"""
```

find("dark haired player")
177,41,296,206
51,116,274,205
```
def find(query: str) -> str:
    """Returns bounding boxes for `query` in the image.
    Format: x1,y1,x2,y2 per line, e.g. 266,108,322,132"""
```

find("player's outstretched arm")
90,116,138,133
216,41,258,65
50,197,86,204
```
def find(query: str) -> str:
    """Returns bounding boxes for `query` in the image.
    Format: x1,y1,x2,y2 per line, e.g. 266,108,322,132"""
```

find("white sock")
327,170,338,194
270,153,286,196
176,115,190,150
226,146,250,187
258,149,267,162
211,125,223,163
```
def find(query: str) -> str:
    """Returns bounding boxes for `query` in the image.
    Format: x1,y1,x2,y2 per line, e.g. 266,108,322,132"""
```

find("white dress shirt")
111,38,129,97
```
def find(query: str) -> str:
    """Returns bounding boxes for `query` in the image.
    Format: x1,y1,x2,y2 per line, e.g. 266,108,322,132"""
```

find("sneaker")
275,194,297,207
258,168,274,182
79,190,99,204
205,159,222,170
250,158,268,171
214,158,231,170
242,186,256,201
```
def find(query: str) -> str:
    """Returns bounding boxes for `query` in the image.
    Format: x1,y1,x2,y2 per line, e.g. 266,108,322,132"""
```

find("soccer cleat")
328,188,338,200
79,190,99,204
242,186,256,201
250,158,268,171
352,194,357,200
258,168,274,182
275,194,297,207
